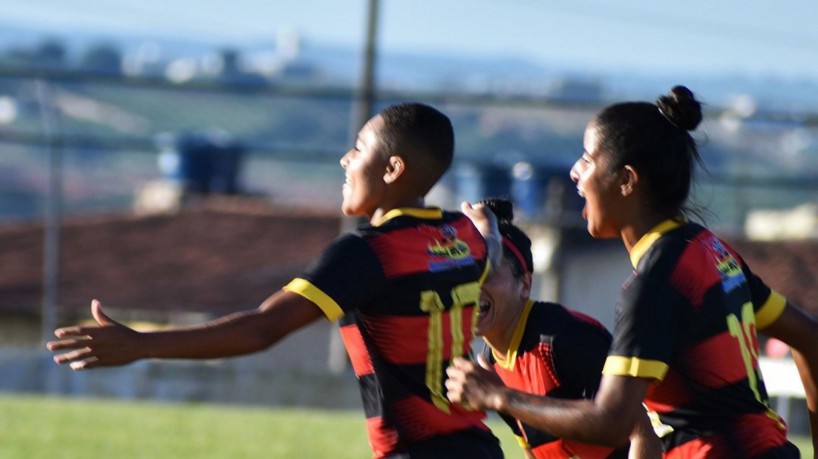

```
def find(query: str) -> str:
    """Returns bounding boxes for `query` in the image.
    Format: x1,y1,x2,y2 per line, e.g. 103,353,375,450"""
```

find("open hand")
46,299,143,370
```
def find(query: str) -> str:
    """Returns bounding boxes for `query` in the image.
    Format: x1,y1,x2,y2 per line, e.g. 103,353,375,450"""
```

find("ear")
620,165,639,197
383,155,406,184
519,271,533,299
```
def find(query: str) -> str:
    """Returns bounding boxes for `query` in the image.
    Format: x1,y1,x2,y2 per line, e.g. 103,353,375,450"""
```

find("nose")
569,160,580,183
340,151,350,169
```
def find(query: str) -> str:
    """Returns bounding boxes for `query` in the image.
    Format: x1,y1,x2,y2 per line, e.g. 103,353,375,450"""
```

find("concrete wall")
0,319,361,410
558,241,631,330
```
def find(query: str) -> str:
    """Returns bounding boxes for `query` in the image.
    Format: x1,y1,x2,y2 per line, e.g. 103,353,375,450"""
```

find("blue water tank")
157,131,245,194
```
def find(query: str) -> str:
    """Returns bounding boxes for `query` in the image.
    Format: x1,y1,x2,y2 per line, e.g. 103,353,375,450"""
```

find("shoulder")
526,302,610,343
636,222,706,276
313,231,379,269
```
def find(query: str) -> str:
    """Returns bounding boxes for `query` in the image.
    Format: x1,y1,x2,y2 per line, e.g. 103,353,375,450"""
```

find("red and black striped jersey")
484,299,628,459
603,219,797,458
284,208,501,459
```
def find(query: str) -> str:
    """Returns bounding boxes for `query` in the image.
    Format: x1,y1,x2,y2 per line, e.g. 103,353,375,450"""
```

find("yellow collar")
629,218,685,268
490,298,535,371
372,208,443,227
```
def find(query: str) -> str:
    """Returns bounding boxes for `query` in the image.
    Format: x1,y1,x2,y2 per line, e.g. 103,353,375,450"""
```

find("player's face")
340,116,390,218
570,123,625,239
476,257,525,339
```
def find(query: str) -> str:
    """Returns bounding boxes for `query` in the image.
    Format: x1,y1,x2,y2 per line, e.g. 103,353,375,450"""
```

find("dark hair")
378,102,455,194
591,85,705,218
480,198,533,277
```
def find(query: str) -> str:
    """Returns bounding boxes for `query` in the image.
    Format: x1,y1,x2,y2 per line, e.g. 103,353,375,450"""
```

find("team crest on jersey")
420,224,475,271
708,237,745,293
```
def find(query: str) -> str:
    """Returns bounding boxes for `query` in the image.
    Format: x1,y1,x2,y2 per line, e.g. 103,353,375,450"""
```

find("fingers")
460,201,486,215
50,341,109,370
91,299,116,326
445,370,465,404
52,325,93,340
69,356,101,371
476,353,493,371
52,346,91,365
46,337,91,352
445,357,478,406
51,346,100,371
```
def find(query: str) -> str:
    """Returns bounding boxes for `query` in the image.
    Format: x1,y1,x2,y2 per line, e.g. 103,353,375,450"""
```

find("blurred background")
0,0,816,455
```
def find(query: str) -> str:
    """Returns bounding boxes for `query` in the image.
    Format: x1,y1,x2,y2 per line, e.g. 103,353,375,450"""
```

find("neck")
620,211,669,254
484,297,528,357
369,197,425,224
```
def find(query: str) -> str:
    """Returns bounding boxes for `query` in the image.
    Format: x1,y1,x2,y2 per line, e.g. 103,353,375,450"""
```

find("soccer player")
446,86,818,458
470,198,660,459
47,102,505,459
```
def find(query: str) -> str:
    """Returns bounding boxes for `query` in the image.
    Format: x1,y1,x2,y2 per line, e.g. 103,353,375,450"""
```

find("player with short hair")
48,102,505,459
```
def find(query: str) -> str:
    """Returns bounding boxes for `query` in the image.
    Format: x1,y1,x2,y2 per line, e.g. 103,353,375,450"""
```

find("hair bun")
656,85,703,131
479,197,514,224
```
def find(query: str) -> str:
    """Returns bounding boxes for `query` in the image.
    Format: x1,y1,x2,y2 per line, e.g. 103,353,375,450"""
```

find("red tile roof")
1,197,816,321
726,238,818,315
0,196,343,319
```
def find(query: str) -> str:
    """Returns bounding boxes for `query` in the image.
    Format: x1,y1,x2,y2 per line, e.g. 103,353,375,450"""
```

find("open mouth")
478,299,491,316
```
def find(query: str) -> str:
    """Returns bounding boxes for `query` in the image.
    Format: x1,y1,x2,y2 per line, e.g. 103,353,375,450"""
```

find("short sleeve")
603,274,685,381
284,233,385,321
739,257,787,330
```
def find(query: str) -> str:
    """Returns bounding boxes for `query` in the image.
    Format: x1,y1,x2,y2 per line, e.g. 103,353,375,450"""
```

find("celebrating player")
446,86,818,458
48,103,505,459
465,197,660,459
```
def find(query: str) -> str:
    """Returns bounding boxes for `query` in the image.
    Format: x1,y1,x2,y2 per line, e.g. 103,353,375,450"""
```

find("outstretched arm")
445,356,651,447
47,291,324,370
762,301,818,452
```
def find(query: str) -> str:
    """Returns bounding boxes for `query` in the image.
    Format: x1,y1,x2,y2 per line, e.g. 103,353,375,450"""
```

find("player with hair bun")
447,86,818,458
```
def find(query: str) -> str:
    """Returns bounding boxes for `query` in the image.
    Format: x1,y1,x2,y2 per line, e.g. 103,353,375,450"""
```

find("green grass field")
0,394,812,458
0,394,519,458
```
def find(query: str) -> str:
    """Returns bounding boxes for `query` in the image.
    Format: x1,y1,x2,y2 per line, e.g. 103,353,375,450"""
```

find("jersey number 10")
420,281,480,413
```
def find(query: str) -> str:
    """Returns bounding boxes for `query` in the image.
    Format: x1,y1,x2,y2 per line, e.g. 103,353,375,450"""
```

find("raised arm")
47,291,324,370
761,301,818,452
460,201,502,274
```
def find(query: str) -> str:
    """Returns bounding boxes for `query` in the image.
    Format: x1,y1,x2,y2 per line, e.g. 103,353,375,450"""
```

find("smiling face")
475,257,530,345
570,122,628,239
339,115,391,219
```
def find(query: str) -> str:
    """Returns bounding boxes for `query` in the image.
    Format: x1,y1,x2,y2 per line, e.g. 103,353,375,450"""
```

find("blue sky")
4,0,818,79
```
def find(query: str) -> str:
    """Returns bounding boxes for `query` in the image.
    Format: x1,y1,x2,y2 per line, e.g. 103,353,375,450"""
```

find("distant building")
745,203,818,240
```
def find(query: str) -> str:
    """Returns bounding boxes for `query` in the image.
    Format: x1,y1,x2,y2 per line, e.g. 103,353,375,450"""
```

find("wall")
0,319,362,410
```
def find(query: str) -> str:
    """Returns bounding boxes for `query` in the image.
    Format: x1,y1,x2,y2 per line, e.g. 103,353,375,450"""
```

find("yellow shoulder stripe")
602,355,668,381
283,278,345,322
755,290,787,330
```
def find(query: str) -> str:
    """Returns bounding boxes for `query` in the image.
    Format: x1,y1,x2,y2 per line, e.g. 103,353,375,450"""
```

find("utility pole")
328,0,381,375
35,79,63,346
349,0,380,141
